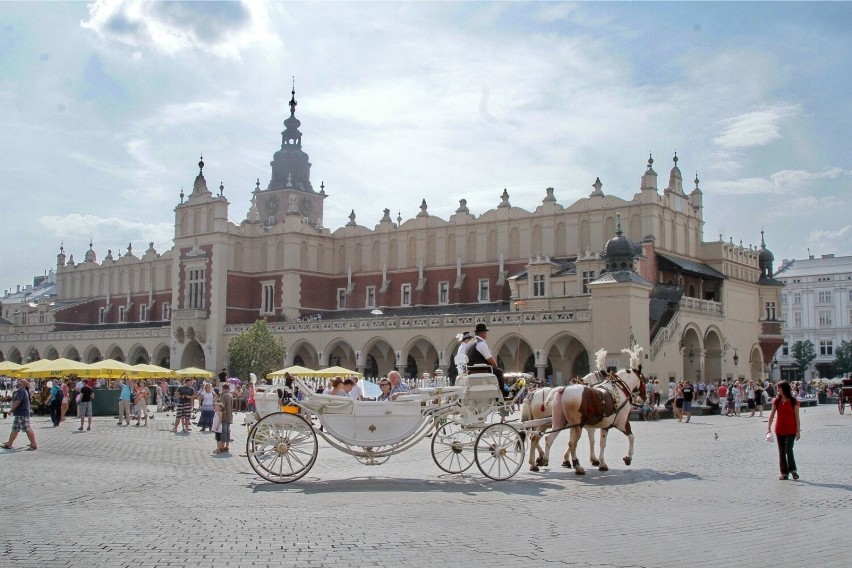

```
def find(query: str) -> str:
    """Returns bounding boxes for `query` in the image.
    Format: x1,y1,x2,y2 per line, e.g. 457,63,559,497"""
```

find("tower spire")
289,76,297,116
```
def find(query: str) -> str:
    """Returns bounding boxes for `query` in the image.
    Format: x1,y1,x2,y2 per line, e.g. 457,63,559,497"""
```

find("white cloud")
713,105,799,149
38,214,173,256
80,0,277,59
808,225,852,256
710,167,850,195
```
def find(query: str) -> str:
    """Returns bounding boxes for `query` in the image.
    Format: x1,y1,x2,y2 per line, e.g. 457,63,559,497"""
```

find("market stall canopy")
0,361,23,373
314,366,363,378
176,367,214,378
14,358,94,379
268,365,315,378
87,359,144,379
132,363,177,378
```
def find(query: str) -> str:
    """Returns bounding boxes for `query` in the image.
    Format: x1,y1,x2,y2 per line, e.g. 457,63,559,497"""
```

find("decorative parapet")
223,307,592,336
679,297,723,315
0,326,171,343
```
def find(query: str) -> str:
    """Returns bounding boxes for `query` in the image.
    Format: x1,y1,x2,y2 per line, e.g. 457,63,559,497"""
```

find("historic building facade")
774,254,852,380
0,90,783,384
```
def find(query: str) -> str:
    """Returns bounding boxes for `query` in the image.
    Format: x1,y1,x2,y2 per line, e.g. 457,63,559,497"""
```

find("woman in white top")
197,383,217,432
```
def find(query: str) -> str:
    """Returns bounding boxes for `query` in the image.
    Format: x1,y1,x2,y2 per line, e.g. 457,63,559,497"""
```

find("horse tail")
550,386,566,431
520,396,533,422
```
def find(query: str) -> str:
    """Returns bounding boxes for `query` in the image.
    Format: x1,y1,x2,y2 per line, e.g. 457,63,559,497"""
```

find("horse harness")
542,369,645,436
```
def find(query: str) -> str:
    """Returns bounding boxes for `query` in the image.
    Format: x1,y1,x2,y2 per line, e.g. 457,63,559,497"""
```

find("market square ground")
1,405,849,568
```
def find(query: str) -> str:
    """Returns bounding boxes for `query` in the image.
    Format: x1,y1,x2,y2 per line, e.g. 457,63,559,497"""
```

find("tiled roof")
656,252,725,280
774,255,852,278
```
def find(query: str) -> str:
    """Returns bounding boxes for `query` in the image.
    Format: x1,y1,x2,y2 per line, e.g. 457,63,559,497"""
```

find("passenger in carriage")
377,379,392,401
387,371,410,400
465,323,508,396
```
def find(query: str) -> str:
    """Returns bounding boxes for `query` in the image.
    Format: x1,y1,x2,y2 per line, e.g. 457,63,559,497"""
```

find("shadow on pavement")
247,475,567,496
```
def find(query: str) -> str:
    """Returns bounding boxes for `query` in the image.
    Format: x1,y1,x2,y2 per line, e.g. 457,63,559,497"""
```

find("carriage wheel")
431,421,476,474
840,396,846,415
474,423,524,481
246,412,318,483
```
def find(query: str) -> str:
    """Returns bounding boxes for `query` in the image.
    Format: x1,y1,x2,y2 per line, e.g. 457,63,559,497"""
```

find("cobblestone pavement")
1,404,849,568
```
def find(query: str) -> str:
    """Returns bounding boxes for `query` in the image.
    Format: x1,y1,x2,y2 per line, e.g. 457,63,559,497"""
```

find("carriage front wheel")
247,412,318,483
474,423,525,481
431,421,476,474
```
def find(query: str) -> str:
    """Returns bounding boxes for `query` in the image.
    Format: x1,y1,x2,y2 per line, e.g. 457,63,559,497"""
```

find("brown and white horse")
542,347,646,474
521,350,611,472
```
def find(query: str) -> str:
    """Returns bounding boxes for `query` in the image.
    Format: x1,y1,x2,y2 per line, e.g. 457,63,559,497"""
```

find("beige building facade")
0,91,783,384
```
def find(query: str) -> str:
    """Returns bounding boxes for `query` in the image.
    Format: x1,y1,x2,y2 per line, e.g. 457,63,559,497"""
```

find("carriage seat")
456,372,501,401
299,394,354,415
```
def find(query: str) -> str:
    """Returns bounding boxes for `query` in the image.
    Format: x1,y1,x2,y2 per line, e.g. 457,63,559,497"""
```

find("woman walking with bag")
766,381,801,480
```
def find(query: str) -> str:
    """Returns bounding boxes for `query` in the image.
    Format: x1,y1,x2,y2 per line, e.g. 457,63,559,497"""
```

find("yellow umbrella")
14,358,94,379
314,365,363,378
268,365,315,378
176,367,214,378
0,361,23,373
87,359,143,379
133,363,177,378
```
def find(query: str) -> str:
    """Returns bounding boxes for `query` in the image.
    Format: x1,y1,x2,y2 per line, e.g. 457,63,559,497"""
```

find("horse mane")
620,346,645,370
594,349,607,372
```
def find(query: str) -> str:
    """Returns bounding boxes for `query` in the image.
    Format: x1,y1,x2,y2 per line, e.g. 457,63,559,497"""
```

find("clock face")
299,197,313,216
265,197,279,214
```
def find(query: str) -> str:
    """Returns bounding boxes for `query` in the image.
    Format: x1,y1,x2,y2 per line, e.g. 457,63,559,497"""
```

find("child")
211,402,224,454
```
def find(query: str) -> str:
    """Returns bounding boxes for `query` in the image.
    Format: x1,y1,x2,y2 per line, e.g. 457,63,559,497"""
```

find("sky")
1,1,851,293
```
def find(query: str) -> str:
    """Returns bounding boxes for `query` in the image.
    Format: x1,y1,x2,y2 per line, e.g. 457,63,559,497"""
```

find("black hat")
475,323,489,333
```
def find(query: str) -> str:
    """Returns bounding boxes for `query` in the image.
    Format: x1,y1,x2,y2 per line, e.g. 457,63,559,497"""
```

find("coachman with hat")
465,323,508,396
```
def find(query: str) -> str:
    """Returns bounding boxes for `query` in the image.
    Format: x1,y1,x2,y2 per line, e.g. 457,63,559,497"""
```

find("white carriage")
245,370,526,484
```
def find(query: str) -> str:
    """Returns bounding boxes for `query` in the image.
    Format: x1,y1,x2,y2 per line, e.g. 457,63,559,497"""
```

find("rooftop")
774,255,852,278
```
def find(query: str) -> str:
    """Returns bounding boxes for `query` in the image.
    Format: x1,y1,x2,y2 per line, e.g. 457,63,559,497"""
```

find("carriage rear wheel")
474,423,524,481
247,412,318,483
431,421,476,474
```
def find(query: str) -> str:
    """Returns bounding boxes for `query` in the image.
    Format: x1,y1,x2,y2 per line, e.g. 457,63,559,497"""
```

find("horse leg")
568,427,585,475
536,427,548,467
622,421,634,466
587,427,600,466
528,432,539,471
597,429,609,471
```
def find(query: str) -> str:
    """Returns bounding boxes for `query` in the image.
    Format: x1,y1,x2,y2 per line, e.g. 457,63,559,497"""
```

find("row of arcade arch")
679,324,764,382
287,332,592,384
0,343,174,368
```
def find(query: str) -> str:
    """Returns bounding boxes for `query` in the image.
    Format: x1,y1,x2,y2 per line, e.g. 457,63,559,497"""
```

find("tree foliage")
834,340,852,377
227,320,286,382
790,340,816,375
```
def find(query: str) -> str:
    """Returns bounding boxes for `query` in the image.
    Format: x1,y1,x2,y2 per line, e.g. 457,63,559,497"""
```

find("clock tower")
258,84,325,228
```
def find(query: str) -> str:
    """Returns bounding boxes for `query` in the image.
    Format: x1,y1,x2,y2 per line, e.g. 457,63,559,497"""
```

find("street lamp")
688,347,695,364
733,350,739,367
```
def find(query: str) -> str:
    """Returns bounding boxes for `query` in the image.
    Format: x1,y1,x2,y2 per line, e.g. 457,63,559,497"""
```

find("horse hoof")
562,460,571,468
572,459,580,468
623,457,632,466
574,469,585,476
598,465,608,472
541,459,548,467
530,465,539,472
535,457,544,466
591,460,600,467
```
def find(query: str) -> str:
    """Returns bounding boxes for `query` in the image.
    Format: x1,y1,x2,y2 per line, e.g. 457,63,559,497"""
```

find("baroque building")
0,89,783,384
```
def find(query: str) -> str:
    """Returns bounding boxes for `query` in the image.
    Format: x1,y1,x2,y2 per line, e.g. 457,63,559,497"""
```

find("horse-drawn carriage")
245,366,526,483
839,378,852,415
244,346,647,484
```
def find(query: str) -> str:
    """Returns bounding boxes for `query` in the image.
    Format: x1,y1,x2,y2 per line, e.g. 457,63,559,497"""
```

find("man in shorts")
2,380,38,450
172,378,196,433
682,380,695,423
77,380,95,431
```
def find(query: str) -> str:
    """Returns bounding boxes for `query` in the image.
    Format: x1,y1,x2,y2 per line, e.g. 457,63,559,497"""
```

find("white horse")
542,347,646,474
521,349,611,472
